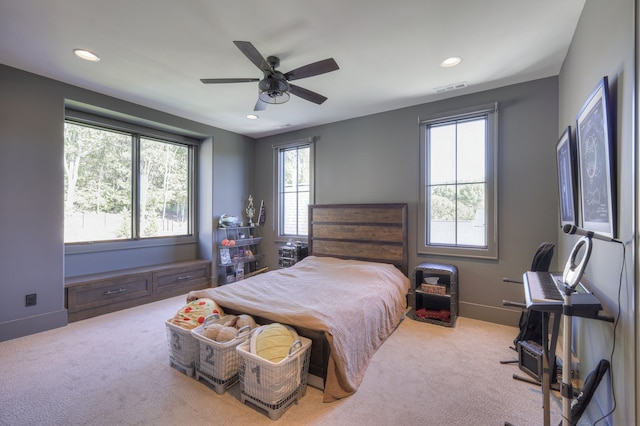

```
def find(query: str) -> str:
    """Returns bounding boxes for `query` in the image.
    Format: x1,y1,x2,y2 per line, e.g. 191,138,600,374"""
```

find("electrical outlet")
25,293,37,307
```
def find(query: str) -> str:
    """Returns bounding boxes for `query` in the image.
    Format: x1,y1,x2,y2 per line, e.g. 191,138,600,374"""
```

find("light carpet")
0,295,567,425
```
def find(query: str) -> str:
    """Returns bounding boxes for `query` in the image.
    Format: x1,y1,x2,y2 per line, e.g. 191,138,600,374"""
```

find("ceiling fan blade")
254,98,267,111
289,84,328,105
233,41,273,73
200,78,259,84
284,58,339,81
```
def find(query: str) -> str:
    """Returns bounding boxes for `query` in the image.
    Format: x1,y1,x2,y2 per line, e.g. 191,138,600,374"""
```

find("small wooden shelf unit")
411,262,458,327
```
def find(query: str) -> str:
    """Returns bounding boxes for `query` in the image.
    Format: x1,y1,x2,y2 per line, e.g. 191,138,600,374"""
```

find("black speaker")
517,340,543,381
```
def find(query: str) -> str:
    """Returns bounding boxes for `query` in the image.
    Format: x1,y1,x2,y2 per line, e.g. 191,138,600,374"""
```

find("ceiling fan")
200,41,339,111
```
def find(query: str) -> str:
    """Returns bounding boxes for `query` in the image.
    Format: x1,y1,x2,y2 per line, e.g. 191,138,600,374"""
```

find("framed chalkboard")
575,76,615,238
556,126,577,227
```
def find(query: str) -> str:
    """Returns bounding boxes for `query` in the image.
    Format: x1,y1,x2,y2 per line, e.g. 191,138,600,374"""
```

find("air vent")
433,82,468,94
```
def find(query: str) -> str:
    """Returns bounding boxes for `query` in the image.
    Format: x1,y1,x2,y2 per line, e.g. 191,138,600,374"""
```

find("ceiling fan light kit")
201,41,339,111
258,76,291,104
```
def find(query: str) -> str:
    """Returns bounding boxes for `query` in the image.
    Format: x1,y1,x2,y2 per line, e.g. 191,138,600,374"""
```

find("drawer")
153,263,209,294
66,272,152,314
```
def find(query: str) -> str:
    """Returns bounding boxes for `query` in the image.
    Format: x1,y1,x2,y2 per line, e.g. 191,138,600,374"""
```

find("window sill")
65,235,198,255
418,246,497,260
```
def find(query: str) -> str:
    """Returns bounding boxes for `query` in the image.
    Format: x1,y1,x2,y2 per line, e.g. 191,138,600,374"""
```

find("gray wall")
559,0,635,424
254,77,560,326
0,3,635,421
0,66,67,339
0,64,254,341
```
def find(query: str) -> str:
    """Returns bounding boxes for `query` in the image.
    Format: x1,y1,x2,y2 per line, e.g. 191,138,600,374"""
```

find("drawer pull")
177,275,193,281
104,288,126,295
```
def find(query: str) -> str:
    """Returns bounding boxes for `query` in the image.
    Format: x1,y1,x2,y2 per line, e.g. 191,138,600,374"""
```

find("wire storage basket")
191,315,251,394
165,319,199,376
236,335,311,420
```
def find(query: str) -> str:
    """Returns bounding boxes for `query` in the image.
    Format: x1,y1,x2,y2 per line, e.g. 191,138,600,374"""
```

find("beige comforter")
189,256,409,402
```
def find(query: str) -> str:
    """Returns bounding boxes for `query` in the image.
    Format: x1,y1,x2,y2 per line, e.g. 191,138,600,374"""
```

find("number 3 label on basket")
172,332,182,351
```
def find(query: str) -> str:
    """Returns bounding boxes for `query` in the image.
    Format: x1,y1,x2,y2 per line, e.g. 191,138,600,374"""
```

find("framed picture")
219,248,231,265
575,76,615,238
556,126,577,227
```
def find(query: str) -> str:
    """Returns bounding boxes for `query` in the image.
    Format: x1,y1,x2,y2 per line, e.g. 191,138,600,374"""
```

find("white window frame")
418,103,498,259
64,109,199,254
273,138,315,240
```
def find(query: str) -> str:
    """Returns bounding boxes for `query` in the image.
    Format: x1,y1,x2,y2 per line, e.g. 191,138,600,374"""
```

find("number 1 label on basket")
251,365,262,385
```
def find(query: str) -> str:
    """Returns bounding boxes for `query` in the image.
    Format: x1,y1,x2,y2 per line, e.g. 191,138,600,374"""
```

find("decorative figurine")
258,200,266,225
246,195,256,226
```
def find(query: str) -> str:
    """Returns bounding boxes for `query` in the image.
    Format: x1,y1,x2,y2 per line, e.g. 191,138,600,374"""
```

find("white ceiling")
0,0,585,138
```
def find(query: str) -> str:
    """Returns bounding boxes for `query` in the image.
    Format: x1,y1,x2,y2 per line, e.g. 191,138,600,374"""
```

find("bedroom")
0,0,636,424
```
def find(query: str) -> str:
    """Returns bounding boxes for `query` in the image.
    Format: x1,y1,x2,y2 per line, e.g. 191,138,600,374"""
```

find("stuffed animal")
201,323,223,340
202,314,258,342
215,326,238,342
169,298,224,330
236,314,257,330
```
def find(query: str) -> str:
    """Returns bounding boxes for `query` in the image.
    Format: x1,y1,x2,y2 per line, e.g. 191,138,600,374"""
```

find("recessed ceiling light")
73,49,100,62
246,114,259,120
441,56,462,67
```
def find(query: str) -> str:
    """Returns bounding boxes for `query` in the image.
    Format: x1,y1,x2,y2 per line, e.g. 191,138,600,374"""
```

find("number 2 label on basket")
205,346,216,366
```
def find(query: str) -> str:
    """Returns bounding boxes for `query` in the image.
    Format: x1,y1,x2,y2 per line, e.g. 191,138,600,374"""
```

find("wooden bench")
65,259,211,322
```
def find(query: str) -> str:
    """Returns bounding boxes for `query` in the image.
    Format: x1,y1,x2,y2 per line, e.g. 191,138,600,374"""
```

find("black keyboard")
523,271,602,318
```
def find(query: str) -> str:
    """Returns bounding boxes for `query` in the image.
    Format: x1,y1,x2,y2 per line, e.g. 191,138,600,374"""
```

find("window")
274,139,314,238
418,103,498,259
64,112,196,245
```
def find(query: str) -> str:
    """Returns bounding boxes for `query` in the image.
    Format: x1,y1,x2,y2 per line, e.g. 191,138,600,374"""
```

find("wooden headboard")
308,203,408,276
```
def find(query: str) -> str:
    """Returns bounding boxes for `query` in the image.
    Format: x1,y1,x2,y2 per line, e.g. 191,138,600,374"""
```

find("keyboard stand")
560,288,575,426
523,273,611,426
542,310,561,426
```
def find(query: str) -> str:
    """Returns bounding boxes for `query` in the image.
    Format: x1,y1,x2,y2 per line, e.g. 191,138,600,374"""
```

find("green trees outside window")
64,121,191,243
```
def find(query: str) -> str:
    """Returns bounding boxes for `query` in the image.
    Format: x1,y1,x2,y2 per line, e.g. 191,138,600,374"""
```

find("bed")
188,203,409,402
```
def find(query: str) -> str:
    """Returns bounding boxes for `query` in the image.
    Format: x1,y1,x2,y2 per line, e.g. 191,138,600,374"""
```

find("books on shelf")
235,263,244,281
419,283,447,295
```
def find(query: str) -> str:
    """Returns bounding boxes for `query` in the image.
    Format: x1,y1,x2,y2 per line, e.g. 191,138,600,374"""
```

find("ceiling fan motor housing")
259,72,290,100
